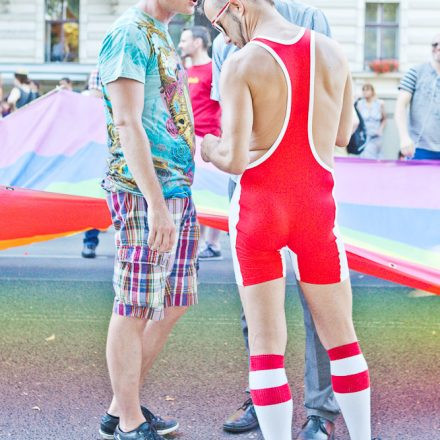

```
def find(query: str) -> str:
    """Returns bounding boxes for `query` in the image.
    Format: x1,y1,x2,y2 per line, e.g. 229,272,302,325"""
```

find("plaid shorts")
106,191,200,321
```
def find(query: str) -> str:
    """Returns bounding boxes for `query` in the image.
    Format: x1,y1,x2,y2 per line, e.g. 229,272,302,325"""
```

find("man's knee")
163,305,189,324
249,328,287,355
110,313,148,331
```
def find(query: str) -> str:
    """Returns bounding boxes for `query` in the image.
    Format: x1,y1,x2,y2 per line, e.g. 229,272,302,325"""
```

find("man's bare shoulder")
222,43,275,81
315,32,348,72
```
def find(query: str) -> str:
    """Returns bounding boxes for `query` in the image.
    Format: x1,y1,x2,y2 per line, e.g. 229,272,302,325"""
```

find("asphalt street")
0,231,439,440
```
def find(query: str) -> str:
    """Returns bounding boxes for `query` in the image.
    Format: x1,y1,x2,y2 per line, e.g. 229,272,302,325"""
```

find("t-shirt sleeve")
398,67,418,95
99,24,150,85
210,35,224,102
311,9,332,37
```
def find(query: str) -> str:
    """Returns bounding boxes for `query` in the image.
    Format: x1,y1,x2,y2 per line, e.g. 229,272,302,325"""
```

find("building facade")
0,0,438,156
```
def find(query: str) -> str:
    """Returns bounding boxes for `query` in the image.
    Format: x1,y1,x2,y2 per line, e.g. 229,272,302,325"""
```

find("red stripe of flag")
328,342,361,361
331,370,370,393
251,384,292,406
250,354,284,371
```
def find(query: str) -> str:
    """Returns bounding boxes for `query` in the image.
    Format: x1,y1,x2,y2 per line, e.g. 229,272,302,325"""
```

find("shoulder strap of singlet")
251,27,307,46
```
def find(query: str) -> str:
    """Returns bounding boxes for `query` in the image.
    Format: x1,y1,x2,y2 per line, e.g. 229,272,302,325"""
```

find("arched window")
45,0,80,63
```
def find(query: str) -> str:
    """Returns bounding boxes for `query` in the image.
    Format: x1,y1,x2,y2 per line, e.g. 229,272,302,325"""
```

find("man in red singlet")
202,1,374,440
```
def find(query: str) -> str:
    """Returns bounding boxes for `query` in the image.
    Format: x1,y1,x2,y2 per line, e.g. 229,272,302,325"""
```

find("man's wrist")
147,194,167,209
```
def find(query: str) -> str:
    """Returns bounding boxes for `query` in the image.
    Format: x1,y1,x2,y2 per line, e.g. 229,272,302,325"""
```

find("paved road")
0,229,397,287
0,232,439,440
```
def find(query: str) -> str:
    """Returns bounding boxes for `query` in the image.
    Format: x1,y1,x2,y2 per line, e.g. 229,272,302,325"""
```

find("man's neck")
136,0,175,24
190,51,211,67
248,5,289,41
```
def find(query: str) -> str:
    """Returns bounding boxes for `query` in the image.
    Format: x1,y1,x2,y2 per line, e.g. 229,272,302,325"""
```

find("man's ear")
229,0,245,17
195,37,203,50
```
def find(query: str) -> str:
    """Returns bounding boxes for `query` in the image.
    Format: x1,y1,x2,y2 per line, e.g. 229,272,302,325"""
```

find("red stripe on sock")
327,342,361,361
250,354,284,371
251,383,292,406
331,370,370,393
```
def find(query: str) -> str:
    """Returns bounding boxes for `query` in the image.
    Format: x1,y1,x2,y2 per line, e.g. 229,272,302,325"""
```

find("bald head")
203,0,274,22
203,0,228,21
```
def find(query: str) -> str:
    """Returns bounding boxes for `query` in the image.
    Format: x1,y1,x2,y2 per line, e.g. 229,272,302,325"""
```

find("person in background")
179,25,223,261
0,74,9,119
395,33,440,161
209,1,340,439
83,68,103,99
81,69,104,259
0,100,11,118
7,70,39,111
30,80,41,99
59,77,74,91
356,83,386,159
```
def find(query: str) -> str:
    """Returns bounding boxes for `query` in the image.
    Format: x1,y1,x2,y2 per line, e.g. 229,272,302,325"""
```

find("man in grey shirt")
395,33,440,160
210,1,340,439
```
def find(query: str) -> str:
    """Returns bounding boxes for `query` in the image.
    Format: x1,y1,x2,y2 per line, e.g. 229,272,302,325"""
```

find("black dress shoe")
296,415,335,440
223,397,259,433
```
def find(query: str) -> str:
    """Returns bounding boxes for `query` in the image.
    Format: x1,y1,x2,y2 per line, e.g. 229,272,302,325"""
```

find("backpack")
347,99,367,155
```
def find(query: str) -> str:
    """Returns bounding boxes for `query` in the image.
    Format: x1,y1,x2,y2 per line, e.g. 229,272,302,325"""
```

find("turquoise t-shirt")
99,7,195,198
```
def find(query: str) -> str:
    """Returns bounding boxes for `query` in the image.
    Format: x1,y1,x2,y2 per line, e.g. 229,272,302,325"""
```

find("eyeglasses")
211,0,231,34
432,42,440,49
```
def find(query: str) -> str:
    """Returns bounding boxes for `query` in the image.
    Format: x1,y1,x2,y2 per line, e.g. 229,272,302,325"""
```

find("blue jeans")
413,148,440,160
83,229,100,247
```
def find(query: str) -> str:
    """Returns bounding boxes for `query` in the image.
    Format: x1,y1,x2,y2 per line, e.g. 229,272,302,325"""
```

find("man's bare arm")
7,87,20,109
201,57,253,174
107,78,176,252
394,90,414,157
336,70,354,148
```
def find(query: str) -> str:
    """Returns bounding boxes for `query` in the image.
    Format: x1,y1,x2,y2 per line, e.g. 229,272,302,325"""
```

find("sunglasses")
211,0,231,35
432,42,440,49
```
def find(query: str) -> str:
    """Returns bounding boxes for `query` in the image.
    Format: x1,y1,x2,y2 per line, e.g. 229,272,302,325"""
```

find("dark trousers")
83,229,100,247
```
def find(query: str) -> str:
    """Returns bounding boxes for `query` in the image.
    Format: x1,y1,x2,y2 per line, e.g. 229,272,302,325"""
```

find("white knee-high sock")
249,354,293,440
328,342,371,440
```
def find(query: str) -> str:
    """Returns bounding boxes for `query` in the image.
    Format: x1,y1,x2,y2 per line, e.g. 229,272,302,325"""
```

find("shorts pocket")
117,245,171,268
113,245,172,309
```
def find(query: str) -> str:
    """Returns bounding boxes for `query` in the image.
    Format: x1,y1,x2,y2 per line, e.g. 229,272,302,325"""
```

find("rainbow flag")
1,90,439,293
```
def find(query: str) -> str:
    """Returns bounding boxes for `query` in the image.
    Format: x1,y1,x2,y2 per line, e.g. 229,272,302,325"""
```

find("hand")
147,202,176,253
201,134,220,163
400,135,415,158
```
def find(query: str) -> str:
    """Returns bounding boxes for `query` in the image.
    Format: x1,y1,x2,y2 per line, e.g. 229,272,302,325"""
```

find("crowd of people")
348,34,440,162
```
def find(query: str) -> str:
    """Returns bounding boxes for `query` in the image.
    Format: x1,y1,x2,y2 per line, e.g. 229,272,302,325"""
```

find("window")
45,0,80,63
364,3,399,68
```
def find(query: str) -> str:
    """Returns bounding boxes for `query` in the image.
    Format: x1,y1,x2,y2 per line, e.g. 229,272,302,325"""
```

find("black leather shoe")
223,397,259,433
114,422,164,439
296,415,335,439
99,407,178,439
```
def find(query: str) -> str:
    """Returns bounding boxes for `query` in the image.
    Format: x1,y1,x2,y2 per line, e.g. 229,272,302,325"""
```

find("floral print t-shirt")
99,7,195,198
